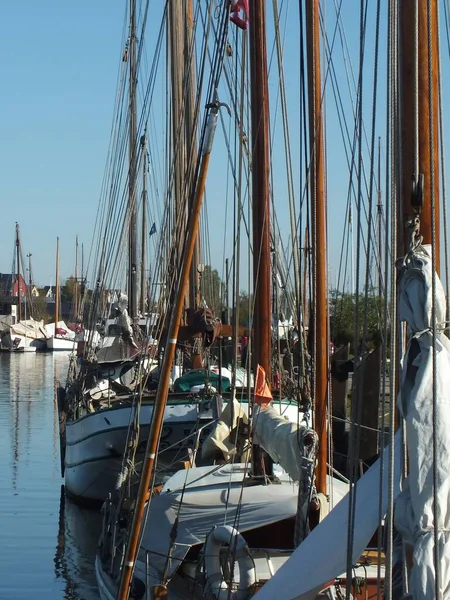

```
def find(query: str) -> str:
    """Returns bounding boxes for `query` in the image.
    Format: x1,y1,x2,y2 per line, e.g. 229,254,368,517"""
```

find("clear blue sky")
0,1,124,285
1,1,449,294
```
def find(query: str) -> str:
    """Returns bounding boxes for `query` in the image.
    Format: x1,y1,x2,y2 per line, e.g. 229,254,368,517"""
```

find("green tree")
61,276,76,303
200,266,224,315
236,291,252,327
329,289,386,352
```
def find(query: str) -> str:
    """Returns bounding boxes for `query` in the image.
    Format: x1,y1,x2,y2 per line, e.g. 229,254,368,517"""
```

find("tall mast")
306,0,327,495
116,100,221,600
140,130,147,314
74,235,79,320
186,0,200,309
399,1,439,266
168,1,186,307
249,0,273,479
27,253,33,319
377,137,383,299
16,223,22,322
128,0,138,318
81,242,84,286
249,0,271,380
55,237,60,327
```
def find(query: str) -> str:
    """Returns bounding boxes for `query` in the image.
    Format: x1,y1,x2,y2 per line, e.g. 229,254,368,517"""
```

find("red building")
0,273,27,297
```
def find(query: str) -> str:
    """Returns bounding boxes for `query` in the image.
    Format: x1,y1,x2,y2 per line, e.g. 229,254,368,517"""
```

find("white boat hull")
1,332,45,352
64,400,300,504
47,336,77,351
65,401,214,503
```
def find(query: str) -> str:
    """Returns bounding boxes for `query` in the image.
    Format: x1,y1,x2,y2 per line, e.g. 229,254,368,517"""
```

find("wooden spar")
74,235,78,320
377,138,383,300
116,104,220,600
399,0,440,269
249,0,271,380
128,0,138,319
140,130,147,314
186,0,200,309
306,0,328,495
55,237,60,329
249,0,273,479
168,1,187,308
15,224,22,322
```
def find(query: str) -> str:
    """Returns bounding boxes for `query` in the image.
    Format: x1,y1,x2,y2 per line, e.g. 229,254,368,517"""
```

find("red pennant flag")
254,364,272,406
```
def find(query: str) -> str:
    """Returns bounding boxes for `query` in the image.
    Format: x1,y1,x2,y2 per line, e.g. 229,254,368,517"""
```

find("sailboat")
93,1,357,598
0,223,47,352
47,237,77,352
94,0,450,599
58,0,301,505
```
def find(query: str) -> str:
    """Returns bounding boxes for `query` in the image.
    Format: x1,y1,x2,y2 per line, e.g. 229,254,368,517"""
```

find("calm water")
0,352,101,599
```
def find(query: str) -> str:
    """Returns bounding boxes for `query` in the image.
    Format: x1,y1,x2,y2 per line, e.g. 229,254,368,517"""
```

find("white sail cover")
394,245,450,599
253,433,401,600
10,318,46,339
253,404,309,482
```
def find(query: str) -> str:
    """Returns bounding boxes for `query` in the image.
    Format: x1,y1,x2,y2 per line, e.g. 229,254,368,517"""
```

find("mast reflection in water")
0,352,101,599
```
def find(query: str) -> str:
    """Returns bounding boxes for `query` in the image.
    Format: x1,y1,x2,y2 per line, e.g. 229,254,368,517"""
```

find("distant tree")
31,296,52,323
61,276,76,303
200,266,224,315
329,288,386,352
236,291,252,327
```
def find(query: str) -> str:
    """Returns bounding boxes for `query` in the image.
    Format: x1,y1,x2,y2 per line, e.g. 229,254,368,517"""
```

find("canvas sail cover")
253,404,312,483
253,433,401,600
11,318,46,339
394,245,450,599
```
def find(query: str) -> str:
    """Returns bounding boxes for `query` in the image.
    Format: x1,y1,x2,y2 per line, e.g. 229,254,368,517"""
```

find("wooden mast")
128,0,138,319
55,237,60,329
399,1,439,267
140,130,147,314
15,223,22,322
249,0,273,479
306,0,327,495
116,102,221,600
74,235,78,320
249,0,271,380
186,0,200,310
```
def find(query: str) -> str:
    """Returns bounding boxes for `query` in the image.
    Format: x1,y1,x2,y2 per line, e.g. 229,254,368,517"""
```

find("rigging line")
332,0,378,175
272,0,301,319
445,0,450,58
427,0,440,596
361,0,381,351
346,1,368,595
319,10,386,285
384,1,399,597
436,2,450,338
87,1,129,275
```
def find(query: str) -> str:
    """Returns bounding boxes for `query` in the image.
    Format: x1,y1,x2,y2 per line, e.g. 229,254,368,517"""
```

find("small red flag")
254,364,272,406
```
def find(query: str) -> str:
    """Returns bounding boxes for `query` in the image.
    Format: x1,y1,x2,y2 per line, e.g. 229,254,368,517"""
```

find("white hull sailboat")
64,395,300,503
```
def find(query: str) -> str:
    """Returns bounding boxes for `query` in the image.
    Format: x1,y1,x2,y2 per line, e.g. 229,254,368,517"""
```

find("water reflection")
54,486,102,599
0,352,101,599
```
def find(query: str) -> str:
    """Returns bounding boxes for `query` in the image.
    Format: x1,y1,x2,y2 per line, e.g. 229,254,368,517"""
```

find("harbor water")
0,352,101,599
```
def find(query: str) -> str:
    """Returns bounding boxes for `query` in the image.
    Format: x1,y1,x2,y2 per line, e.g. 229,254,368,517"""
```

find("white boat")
1,318,47,352
63,390,300,503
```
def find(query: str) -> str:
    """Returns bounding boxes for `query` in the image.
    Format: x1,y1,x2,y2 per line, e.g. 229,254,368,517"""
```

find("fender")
204,524,255,600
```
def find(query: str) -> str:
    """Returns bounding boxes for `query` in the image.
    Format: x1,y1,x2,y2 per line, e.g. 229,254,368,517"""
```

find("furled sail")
253,432,401,600
394,245,450,599
253,404,313,483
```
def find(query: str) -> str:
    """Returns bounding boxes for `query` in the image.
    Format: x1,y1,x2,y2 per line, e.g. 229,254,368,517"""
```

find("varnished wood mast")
306,0,327,496
399,1,440,268
249,0,271,381
116,102,220,600
55,237,60,328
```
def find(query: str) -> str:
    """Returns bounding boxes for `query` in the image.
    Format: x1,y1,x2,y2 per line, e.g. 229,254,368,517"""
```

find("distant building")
36,286,55,302
0,273,27,297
